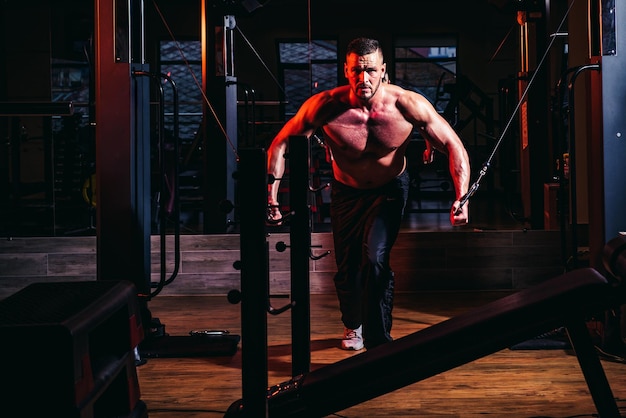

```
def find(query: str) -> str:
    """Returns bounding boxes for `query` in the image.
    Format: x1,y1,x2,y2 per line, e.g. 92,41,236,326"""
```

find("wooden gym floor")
136,291,626,418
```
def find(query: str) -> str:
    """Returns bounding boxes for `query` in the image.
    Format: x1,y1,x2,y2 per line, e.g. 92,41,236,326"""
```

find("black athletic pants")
329,170,409,349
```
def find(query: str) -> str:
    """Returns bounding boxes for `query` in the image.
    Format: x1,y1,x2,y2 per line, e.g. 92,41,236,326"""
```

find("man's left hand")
450,200,468,226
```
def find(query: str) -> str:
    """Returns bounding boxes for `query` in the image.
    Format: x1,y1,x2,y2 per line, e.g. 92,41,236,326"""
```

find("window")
276,40,338,227
278,40,338,117
159,40,203,142
394,36,458,120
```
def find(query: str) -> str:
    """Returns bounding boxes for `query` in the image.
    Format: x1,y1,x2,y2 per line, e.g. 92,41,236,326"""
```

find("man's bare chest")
323,110,413,155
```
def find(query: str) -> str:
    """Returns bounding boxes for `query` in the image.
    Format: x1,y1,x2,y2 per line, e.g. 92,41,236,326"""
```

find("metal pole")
288,136,311,376
238,148,269,417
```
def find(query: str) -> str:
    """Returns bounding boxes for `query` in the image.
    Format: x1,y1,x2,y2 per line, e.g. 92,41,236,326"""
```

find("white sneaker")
341,325,364,350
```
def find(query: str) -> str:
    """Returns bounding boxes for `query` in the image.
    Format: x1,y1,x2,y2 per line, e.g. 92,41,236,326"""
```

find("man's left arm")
418,113,470,225
403,91,471,225
444,134,470,225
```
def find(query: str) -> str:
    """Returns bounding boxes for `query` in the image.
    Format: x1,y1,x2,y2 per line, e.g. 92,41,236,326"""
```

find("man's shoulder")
389,85,430,108
310,85,351,106
385,83,418,97
325,85,351,98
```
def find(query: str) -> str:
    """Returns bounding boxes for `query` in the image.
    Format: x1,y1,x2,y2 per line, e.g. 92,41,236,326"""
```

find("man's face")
344,50,386,101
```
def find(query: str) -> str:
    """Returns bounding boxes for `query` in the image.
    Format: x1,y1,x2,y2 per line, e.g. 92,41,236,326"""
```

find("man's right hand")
267,204,283,225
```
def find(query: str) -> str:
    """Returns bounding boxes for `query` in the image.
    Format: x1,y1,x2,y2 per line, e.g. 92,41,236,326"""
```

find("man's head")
344,37,386,101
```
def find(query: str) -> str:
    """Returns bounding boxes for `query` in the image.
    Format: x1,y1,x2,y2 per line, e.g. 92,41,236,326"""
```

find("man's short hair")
346,37,381,58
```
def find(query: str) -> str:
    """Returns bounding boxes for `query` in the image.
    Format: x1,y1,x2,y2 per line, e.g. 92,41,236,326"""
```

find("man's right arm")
267,128,289,217
266,95,325,221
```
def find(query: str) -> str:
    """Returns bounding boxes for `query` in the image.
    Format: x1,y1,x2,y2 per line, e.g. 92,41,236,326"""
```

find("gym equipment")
0,280,147,418
227,140,626,418
228,138,330,417
134,70,240,358
264,263,621,417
